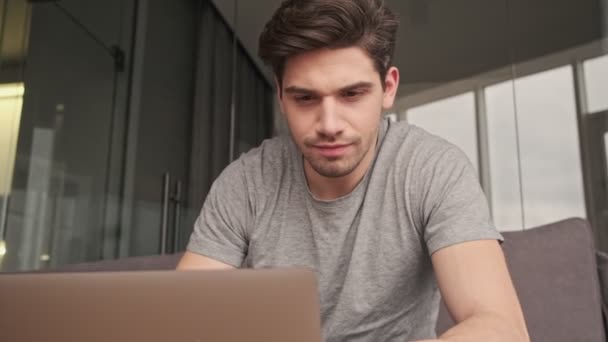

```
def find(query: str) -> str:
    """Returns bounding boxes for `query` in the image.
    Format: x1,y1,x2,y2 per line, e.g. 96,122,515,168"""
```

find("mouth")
311,143,352,158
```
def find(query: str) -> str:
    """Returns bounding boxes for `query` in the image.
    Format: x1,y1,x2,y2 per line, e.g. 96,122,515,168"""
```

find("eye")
294,94,315,103
342,89,365,100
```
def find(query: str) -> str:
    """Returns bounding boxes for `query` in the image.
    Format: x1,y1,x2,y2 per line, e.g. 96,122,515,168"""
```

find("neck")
304,133,379,201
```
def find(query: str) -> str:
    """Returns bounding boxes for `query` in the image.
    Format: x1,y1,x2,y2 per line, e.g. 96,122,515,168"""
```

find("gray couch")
56,218,607,341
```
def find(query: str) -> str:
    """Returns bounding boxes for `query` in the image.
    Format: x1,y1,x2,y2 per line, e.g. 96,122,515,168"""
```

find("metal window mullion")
475,88,493,213
572,61,597,241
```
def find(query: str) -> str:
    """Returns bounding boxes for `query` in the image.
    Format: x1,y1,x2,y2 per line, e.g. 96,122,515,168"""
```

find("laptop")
0,269,322,342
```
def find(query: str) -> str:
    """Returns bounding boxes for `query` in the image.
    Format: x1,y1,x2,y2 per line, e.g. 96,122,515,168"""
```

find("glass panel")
123,0,199,258
1,1,130,272
0,0,30,269
514,65,586,228
584,54,608,114
406,92,479,172
0,84,23,208
485,81,524,231
0,83,23,264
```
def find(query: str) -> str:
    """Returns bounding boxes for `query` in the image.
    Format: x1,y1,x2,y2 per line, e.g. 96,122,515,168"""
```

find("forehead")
282,46,380,91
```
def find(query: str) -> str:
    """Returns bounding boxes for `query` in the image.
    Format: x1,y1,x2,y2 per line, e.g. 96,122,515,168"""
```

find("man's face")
278,46,399,178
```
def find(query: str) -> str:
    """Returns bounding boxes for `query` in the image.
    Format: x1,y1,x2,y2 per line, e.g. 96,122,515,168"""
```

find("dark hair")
258,0,399,87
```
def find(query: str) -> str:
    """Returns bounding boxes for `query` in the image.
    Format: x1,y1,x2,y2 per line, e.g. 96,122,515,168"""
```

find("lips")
312,143,351,158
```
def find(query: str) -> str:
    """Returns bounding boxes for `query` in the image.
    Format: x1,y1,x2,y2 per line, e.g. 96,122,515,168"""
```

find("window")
406,92,479,172
583,54,608,114
486,66,586,230
485,81,523,231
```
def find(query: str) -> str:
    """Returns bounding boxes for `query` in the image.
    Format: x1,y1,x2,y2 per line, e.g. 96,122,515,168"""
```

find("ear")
382,66,400,110
275,76,286,114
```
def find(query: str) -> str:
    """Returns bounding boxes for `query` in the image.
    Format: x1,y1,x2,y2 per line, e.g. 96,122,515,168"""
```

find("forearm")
432,312,529,342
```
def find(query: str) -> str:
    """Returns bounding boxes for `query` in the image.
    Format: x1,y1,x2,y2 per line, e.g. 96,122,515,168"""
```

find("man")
178,0,530,341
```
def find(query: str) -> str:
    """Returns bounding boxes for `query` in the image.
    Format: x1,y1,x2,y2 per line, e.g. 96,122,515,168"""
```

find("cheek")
346,98,383,128
284,109,314,141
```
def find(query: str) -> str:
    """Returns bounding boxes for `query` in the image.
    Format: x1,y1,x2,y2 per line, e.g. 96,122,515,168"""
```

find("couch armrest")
597,250,608,336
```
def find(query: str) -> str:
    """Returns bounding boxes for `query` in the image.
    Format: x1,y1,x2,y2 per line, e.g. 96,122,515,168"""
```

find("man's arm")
415,240,530,342
176,251,235,270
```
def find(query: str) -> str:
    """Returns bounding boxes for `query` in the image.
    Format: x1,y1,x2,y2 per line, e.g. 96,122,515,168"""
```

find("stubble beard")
301,135,374,178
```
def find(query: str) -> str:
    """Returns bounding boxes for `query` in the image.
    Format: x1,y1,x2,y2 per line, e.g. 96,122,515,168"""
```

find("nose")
317,97,344,138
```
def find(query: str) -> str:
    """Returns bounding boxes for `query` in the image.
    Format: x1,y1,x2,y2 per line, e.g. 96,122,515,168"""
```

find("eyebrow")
284,81,374,95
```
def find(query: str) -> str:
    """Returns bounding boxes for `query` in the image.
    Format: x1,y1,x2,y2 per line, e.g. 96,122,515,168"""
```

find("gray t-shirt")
187,118,503,342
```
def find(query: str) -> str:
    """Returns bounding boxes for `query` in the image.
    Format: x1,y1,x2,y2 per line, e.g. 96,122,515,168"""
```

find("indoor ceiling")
2,0,604,95
212,0,605,94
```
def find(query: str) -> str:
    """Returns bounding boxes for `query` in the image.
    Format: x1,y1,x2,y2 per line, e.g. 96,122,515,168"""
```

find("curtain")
234,44,274,157
183,0,273,246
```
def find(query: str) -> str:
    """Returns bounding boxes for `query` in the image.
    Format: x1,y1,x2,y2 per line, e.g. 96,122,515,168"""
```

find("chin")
309,159,359,178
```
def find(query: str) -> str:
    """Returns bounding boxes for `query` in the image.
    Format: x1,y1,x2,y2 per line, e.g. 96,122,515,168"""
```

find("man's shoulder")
212,135,294,200
237,135,293,167
376,120,476,190
226,135,295,186
383,120,459,163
